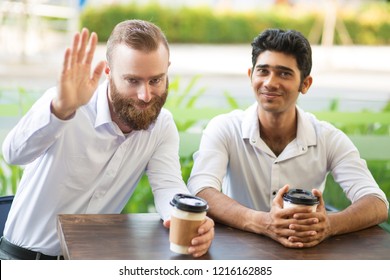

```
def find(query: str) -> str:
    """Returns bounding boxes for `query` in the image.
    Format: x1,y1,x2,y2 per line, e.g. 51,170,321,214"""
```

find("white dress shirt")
188,103,389,212
2,80,189,256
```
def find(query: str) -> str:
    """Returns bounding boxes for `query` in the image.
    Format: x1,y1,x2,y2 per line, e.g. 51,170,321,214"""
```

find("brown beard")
110,79,168,131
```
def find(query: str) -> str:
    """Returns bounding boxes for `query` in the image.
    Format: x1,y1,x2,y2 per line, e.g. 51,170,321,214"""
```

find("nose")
137,83,152,103
264,73,279,89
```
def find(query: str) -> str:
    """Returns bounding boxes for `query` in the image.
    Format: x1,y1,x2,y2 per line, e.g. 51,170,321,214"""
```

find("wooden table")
57,213,390,260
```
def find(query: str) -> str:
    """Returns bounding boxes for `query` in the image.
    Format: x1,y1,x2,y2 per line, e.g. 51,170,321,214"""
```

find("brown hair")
106,19,169,67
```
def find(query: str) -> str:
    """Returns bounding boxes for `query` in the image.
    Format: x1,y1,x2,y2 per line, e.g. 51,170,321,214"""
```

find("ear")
300,75,313,95
247,67,252,78
104,63,111,76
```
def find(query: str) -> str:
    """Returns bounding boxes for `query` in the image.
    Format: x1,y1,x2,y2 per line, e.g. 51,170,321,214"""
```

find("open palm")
52,28,105,120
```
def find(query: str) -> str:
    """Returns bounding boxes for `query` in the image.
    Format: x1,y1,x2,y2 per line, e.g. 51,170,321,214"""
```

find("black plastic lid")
170,193,209,213
283,189,319,206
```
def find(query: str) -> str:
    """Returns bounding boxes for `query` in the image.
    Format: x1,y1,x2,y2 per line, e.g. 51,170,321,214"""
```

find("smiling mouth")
261,92,282,98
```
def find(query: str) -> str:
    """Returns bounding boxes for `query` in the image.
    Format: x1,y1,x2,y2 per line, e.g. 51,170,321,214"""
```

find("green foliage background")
80,2,390,45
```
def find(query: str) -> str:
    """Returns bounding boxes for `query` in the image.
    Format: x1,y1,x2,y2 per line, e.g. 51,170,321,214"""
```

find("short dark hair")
106,19,169,68
251,29,312,81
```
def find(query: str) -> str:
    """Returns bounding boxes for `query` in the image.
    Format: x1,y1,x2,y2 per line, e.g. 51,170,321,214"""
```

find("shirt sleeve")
187,115,230,196
2,87,71,165
327,128,389,209
146,111,190,221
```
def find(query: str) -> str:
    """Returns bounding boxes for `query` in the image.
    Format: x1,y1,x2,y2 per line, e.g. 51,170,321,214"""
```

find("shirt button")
251,138,256,143
272,191,277,196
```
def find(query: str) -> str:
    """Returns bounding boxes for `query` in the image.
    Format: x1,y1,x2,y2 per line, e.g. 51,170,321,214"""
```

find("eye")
126,78,138,85
256,68,269,76
150,77,162,85
280,71,292,78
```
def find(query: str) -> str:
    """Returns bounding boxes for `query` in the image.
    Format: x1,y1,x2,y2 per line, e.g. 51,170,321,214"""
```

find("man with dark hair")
188,28,388,248
1,20,214,259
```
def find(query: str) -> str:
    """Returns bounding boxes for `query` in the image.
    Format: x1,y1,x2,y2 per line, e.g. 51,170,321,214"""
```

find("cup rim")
170,193,209,213
282,188,319,206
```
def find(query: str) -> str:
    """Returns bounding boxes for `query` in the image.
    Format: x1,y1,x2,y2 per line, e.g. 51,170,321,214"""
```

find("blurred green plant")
80,2,390,45
0,155,21,196
165,75,207,131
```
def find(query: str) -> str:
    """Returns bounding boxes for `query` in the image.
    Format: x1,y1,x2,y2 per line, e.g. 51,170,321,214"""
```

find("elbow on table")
373,196,389,224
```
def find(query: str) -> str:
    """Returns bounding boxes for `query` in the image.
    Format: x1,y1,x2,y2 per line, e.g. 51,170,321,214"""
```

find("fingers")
77,28,89,63
278,231,322,248
312,188,326,211
91,60,106,85
188,217,215,257
189,240,212,258
287,234,323,248
272,184,290,208
279,239,305,248
188,231,213,257
68,28,97,67
289,226,317,236
62,47,71,74
162,219,170,229
85,32,98,65
290,216,319,226
198,217,214,234
62,28,103,84
70,31,81,68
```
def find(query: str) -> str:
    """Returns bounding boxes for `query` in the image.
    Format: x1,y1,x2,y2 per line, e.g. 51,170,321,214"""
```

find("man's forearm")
196,188,269,235
328,195,388,236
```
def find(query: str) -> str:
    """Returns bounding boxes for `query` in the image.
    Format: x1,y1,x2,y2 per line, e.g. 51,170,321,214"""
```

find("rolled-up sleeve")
187,115,230,196
328,129,389,209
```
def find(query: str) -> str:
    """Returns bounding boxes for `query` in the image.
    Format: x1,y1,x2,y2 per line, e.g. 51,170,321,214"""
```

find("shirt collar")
242,102,259,140
296,106,317,147
95,79,112,128
241,103,317,147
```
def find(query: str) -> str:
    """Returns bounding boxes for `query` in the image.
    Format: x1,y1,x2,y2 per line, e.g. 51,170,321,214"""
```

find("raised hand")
51,28,106,120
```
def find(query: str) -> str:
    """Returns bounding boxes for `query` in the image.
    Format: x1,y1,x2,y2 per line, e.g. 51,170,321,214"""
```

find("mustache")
131,99,150,107
124,94,165,109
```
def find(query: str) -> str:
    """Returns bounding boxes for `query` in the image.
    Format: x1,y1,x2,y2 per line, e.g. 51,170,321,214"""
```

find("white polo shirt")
2,80,189,256
188,103,389,212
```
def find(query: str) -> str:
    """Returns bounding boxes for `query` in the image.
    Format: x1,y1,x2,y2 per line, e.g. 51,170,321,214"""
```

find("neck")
258,108,297,156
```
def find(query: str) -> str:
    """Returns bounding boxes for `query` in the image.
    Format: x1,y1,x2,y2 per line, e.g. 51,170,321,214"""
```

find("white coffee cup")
169,193,208,254
283,188,319,212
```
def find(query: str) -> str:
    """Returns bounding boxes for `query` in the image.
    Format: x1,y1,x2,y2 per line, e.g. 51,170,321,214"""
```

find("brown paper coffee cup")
169,194,208,254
